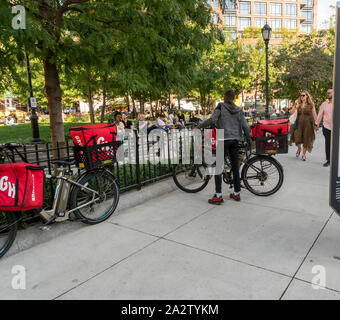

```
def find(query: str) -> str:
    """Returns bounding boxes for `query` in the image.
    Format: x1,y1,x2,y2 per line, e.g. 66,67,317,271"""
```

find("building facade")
207,0,318,40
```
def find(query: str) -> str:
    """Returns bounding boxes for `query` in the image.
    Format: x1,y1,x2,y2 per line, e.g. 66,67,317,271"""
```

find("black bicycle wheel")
242,155,284,196
0,211,17,259
70,170,119,225
173,161,210,193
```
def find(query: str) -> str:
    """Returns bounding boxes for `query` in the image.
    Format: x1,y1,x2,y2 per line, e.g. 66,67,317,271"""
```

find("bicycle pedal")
68,213,79,221
39,225,51,231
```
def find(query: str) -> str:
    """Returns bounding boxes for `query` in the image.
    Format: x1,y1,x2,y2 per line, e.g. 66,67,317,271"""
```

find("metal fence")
3,130,190,205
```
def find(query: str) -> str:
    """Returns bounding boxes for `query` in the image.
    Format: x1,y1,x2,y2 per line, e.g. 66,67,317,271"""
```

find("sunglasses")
300,94,306,97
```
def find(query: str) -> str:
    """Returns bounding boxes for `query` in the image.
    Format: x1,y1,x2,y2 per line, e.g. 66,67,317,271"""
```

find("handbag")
289,110,297,130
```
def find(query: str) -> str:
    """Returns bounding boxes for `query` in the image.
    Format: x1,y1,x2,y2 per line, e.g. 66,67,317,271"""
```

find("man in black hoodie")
198,90,251,204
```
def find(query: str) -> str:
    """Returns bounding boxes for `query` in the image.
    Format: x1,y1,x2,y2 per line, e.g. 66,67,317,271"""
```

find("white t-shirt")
157,119,166,127
116,122,125,140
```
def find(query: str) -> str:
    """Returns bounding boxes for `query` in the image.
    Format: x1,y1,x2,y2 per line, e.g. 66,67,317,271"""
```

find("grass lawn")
0,122,90,144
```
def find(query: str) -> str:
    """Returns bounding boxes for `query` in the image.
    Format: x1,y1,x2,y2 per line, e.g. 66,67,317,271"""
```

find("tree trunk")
100,87,106,123
43,51,65,152
126,94,130,113
149,94,153,118
132,97,137,118
254,86,258,109
177,96,181,110
200,95,206,116
88,86,95,124
140,99,145,114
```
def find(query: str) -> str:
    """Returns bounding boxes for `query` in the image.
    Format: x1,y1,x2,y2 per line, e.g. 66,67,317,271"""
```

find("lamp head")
261,24,272,42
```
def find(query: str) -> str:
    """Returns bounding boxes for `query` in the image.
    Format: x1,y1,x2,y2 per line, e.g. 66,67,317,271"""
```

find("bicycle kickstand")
39,215,57,230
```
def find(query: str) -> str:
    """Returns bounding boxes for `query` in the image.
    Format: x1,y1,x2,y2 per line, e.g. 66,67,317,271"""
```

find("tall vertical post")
265,40,269,119
262,24,272,120
330,2,340,260
25,50,41,143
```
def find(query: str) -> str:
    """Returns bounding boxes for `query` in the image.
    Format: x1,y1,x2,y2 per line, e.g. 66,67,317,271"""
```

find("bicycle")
0,142,121,259
172,132,284,197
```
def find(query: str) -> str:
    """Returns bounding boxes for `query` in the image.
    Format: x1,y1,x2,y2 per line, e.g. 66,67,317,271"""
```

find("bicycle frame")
39,166,100,223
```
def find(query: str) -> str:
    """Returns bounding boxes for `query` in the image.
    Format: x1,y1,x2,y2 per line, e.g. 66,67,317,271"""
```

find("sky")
318,0,337,29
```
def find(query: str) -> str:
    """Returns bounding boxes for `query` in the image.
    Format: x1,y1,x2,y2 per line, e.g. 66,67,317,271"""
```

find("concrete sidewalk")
0,131,339,300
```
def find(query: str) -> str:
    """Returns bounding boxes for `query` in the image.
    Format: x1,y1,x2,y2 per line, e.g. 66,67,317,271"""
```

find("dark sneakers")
230,193,241,202
323,161,330,167
208,195,224,205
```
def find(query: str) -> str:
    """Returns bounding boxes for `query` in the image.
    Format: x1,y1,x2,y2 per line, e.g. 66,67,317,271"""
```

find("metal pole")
331,2,340,260
265,40,269,120
25,50,42,143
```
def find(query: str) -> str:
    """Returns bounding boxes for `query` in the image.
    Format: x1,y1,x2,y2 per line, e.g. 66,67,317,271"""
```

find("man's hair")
224,90,235,102
114,111,122,119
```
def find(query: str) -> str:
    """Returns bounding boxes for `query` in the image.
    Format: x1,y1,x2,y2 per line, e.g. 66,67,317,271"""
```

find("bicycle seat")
51,159,75,166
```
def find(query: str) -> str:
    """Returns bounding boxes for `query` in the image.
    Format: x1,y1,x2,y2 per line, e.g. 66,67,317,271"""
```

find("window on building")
239,1,251,14
300,23,312,34
224,30,237,40
213,0,219,8
213,13,219,24
285,19,297,30
254,17,267,28
254,2,266,15
223,14,236,27
239,17,251,30
270,18,282,30
270,3,282,16
223,0,236,10
286,4,297,16
307,0,313,6
301,10,313,21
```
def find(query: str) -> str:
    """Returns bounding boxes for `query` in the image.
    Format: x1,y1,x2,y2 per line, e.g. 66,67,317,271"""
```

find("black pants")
323,127,331,162
215,140,241,194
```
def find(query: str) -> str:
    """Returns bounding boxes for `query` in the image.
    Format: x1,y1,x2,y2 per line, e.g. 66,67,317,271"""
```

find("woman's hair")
298,90,314,107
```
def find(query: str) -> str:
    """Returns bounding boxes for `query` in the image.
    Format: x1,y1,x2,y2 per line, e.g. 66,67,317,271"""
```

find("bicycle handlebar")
0,143,24,150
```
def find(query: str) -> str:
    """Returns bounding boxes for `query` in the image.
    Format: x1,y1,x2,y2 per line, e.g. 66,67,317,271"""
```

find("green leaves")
273,29,334,107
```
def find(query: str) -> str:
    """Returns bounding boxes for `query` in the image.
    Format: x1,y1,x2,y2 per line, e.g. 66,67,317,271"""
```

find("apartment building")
207,0,318,40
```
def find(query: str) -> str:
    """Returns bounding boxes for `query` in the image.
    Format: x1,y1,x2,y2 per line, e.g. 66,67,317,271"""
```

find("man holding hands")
316,89,333,167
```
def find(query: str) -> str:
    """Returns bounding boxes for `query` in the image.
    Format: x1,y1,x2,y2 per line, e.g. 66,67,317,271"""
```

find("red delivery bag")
70,124,117,147
254,119,290,137
0,163,44,211
204,128,217,154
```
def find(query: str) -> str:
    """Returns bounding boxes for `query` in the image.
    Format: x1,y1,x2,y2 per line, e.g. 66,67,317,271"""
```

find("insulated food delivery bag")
70,123,117,147
0,163,44,211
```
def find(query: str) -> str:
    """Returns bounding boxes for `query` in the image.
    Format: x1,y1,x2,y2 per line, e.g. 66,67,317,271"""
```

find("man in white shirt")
316,89,333,167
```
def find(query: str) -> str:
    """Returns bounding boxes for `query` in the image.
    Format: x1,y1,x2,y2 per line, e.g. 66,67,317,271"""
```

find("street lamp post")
25,50,42,143
261,24,272,120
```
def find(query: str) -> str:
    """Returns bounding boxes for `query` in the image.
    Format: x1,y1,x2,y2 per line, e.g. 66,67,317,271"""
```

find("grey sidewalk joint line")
161,237,293,281
240,198,331,218
53,237,162,300
107,205,217,240
293,276,340,294
279,210,335,300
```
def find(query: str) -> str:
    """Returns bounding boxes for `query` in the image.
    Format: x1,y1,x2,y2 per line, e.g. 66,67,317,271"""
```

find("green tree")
1,0,218,150
273,29,335,108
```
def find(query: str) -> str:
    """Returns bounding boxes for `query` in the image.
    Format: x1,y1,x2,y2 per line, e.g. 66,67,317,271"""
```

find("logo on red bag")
31,174,36,202
0,176,16,199
75,135,83,147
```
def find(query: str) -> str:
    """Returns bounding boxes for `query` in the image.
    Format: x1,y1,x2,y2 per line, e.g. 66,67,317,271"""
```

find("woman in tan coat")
289,91,318,161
